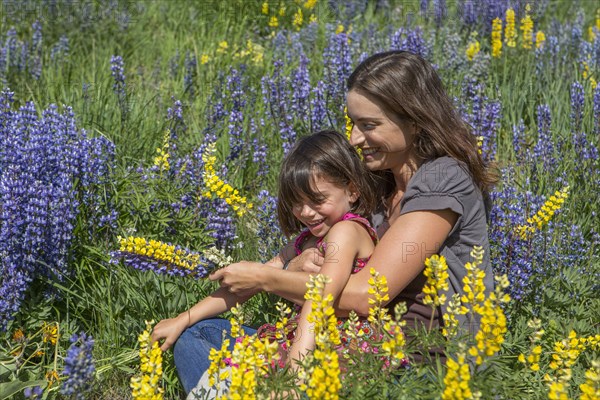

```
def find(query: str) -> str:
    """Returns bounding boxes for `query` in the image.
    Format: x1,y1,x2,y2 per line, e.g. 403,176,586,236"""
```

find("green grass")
1,0,599,399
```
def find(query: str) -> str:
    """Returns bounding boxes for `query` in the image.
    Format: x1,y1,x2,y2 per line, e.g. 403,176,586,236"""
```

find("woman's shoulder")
409,156,475,195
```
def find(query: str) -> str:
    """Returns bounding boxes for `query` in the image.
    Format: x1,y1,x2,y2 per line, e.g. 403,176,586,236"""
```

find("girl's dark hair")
277,130,377,237
348,51,498,193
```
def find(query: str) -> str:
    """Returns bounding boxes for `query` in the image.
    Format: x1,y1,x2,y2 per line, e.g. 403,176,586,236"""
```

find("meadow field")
0,0,599,398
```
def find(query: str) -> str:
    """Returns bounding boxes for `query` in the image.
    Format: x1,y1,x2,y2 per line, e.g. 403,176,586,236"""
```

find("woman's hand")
151,312,189,351
209,261,265,297
288,248,324,273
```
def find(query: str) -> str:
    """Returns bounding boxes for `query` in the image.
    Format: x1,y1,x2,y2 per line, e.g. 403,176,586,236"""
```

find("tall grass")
0,0,599,399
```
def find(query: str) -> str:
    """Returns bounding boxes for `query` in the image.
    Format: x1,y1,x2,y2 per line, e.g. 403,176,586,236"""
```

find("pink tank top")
293,212,378,273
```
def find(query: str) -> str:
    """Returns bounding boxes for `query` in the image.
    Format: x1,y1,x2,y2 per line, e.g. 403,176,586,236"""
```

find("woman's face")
347,90,418,172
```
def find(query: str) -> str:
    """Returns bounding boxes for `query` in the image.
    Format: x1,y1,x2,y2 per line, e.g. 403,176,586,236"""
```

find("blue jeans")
173,318,257,394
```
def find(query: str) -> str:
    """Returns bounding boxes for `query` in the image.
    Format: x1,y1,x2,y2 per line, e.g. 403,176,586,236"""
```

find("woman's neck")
390,156,422,193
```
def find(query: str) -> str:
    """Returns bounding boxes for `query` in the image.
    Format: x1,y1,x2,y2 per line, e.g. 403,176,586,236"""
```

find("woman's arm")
336,209,458,316
287,221,366,365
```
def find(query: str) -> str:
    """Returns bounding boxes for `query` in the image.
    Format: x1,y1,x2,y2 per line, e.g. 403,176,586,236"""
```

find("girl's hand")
209,261,264,296
288,248,324,273
151,312,189,351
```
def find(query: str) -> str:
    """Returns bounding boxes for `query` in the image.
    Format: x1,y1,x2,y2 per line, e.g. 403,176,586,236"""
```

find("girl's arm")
336,209,457,316
287,221,368,366
151,286,252,351
152,238,300,351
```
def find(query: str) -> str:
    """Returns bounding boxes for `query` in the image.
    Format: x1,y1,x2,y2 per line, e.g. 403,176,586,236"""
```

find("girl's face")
347,90,418,172
292,176,358,238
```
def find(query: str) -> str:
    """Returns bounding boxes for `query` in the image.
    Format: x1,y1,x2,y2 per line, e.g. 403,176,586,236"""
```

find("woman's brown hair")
277,130,378,237
347,51,497,193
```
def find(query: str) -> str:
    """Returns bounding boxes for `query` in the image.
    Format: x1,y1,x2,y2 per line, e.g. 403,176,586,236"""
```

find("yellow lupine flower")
442,349,474,400
536,30,546,49
335,24,344,34
367,268,391,326
217,41,228,54
118,236,204,274
299,274,341,399
466,39,481,61
520,5,534,49
201,142,252,217
442,293,464,339
206,338,231,388
422,254,449,307
516,186,569,240
131,320,164,400
461,246,486,309
491,18,503,57
293,8,303,30
261,1,268,15
505,8,517,47
153,130,171,172
268,15,279,28
200,54,210,65
547,381,568,400
580,360,600,400
304,0,317,10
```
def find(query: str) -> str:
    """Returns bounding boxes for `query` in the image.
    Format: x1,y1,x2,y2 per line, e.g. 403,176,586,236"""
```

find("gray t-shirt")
373,156,493,336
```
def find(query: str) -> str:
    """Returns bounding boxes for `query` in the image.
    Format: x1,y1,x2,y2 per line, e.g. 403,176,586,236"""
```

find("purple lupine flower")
533,104,555,167
226,68,246,162
460,0,477,27
0,94,115,329
292,53,311,126
261,61,296,155
322,31,354,119
5,28,19,69
256,190,285,262
442,32,467,71
593,85,600,136
164,97,186,174
184,51,197,99
570,81,585,133
23,386,43,399
390,27,430,58
462,83,500,161
169,49,179,79
50,35,69,62
19,42,28,72
60,333,95,398
512,120,527,164
110,55,127,114
433,0,446,26
304,79,326,133
252,137,269,178
29,21,43,79
202,198,237,252
420,0,429,16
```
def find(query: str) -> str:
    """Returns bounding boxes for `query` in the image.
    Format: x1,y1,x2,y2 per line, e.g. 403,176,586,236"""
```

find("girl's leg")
173,318,257,394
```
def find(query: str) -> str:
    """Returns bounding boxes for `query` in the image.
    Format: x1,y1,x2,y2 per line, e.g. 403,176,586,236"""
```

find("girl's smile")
292,177,358,237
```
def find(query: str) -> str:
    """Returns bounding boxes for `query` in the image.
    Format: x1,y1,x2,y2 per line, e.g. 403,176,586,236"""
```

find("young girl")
151,129,380,394
257,129,380,367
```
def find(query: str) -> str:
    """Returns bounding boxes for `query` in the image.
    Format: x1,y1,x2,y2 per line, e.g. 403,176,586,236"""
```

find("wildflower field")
1,0,599,399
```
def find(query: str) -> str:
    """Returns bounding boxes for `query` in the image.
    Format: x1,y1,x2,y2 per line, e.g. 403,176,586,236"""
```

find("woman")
152,51,496,394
